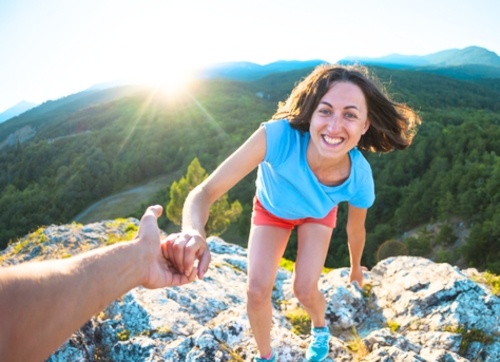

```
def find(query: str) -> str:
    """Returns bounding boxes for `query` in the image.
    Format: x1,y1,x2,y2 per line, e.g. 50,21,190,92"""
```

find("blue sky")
1,0,499,112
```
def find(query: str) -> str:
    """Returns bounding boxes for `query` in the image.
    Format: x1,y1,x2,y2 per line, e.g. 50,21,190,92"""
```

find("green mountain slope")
0,78,275,241
1,66,499,273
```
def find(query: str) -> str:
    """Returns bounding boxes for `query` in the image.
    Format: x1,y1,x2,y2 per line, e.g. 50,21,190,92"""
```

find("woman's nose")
327,114,341,131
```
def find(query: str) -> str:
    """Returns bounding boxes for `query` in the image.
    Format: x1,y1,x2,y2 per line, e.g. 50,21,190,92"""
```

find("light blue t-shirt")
255,119,375,219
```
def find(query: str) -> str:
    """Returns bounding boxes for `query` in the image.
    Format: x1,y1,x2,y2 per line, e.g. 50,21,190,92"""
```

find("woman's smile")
322,134,343,146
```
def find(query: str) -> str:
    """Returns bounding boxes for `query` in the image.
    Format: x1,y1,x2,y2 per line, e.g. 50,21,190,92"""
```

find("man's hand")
165,231,211,280
0,204,210,362
137,205,200,288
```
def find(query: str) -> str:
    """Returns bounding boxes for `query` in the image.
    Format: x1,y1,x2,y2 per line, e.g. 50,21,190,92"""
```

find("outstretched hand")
0,204,210,362
137,205,207,289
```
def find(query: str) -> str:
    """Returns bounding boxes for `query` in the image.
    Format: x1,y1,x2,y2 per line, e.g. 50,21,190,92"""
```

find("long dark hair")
271,64,421,152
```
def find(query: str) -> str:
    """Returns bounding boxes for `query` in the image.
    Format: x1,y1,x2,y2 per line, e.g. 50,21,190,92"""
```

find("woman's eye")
319,109,331,115
345,112,357,119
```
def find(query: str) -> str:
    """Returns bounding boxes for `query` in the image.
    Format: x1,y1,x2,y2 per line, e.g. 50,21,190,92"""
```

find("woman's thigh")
293,223,334,287
247,224,291,291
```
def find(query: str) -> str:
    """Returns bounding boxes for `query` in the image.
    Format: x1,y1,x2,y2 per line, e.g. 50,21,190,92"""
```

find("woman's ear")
362,119,370,135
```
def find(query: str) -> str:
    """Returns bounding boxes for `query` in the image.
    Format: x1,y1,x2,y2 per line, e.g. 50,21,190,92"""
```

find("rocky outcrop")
1,218,499,361
0,125,35,149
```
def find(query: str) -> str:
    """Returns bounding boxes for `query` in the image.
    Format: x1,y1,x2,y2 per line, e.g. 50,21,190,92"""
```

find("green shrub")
285,307,311,335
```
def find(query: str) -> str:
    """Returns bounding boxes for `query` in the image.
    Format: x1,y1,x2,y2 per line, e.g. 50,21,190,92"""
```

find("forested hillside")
0,78,275,240
0,65,498,273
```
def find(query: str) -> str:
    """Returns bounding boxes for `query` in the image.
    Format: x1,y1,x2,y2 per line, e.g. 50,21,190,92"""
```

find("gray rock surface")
1,218,499,361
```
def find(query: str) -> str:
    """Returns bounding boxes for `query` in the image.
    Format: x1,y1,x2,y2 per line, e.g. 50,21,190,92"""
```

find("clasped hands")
138,205,211,289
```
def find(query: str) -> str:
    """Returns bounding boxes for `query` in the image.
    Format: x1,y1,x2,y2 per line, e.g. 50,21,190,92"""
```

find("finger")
186,268,198,282
161,234,184,275
143,204,163,219
183,236,200,277
197,250,211,279
170,268,197,286
358,275,365,287
160,240,169,262
170,236,189,274
138,206,163,236
164,232,180,245
164,234,182,272
351,280,362,292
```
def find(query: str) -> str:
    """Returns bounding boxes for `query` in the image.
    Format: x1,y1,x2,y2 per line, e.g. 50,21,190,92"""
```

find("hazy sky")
1,0,499,112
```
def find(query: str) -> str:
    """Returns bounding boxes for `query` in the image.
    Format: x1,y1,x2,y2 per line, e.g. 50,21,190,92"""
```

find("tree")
166,158,242,236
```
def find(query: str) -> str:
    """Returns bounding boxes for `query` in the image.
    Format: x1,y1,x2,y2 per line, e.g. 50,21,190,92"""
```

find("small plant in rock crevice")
442,324,494,356
387,320,400,333
346,326,369,360
285,307,311,336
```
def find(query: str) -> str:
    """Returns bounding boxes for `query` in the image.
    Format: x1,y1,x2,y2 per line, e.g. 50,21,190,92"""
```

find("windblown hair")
271,64,421,152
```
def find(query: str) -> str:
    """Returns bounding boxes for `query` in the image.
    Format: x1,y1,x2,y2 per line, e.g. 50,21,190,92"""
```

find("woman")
166,64,421,361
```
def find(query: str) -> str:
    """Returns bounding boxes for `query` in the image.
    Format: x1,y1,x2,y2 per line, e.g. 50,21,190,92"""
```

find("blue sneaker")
253,348,277,362
306,326,330,361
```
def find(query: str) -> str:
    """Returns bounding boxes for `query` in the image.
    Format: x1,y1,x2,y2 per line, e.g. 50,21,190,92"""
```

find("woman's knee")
247,281,273,305
293,280,319,304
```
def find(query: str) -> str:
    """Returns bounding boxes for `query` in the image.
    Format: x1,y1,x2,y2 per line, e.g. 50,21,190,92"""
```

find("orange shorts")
251,197,338,230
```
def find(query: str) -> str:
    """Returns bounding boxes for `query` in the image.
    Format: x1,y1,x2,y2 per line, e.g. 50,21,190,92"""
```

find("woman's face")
308,81,370,160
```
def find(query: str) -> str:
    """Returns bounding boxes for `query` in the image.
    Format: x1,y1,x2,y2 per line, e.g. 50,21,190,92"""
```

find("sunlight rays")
185,92,229,140
115,83,228,161
116,89,156,157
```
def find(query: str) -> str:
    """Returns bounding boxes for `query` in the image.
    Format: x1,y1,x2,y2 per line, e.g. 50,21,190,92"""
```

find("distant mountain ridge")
1,46,498,114
341,46,500,67
197,59,326,81
196,46,500,83
0,85,146,145
0,100,38,123
340,46,500,80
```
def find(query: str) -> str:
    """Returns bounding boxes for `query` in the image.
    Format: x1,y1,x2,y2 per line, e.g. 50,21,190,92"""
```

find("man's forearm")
0,239,145,362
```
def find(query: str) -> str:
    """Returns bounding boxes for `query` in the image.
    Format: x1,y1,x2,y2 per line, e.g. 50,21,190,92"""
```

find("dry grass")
74,173,180,224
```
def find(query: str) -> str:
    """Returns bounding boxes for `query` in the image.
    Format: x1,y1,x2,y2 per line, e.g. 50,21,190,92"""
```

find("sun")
120,32,203,96
127,60,198,97
84,2,217,97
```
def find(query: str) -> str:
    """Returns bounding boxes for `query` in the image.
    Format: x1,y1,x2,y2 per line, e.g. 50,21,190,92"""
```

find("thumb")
144,205,163,219
138,205,163,237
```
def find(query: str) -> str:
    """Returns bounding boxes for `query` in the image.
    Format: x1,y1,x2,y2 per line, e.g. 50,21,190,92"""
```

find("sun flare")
128,63,197,97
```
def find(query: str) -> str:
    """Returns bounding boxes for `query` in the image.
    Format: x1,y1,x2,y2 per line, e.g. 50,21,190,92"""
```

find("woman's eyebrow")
319,101,360,110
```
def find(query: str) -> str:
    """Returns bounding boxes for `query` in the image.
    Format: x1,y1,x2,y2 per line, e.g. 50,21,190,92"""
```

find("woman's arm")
167,126,267,277
346,204,368,286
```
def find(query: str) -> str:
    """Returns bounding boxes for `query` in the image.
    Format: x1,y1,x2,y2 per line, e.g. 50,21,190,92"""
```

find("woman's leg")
293,223,333,327
247,224,290,357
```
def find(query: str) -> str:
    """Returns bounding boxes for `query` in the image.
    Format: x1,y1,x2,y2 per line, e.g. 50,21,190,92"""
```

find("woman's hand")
349,265,368,289
164,231,211,280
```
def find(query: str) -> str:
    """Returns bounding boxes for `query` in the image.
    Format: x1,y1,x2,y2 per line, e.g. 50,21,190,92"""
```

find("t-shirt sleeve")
262,120,290,165
348,150,376,209
349,173,375,208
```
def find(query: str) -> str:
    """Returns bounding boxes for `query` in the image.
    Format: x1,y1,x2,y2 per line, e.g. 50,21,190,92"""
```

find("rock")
2,218,499,361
